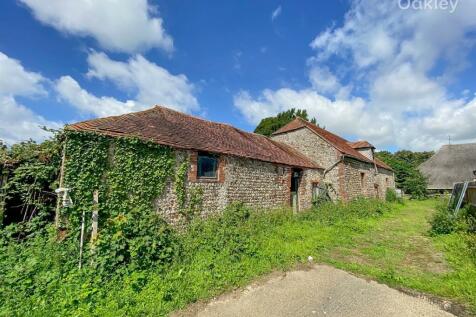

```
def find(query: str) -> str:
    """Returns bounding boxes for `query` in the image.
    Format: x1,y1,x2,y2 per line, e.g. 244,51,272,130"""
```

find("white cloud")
56,52,199,116
0,52,46,96
0,96,61,145
20,0,173,53
86,52,198,112
271,5,282,21
55,75,138,117
235,0,476,151
308,66,342,95
0,52,60,144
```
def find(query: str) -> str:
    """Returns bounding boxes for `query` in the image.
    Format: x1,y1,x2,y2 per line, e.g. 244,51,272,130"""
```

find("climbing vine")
174,159,189,212
62,131,180,272
174,159,203,222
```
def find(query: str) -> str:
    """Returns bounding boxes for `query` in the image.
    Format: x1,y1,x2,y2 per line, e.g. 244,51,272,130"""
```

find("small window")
197,152,218,178
385,177,389,186
360,172,365,188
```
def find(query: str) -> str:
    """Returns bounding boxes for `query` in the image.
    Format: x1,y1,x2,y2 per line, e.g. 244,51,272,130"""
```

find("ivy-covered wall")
62,131,305,231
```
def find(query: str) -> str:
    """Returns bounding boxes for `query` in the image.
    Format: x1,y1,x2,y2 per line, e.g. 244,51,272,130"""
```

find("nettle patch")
61,131,200,272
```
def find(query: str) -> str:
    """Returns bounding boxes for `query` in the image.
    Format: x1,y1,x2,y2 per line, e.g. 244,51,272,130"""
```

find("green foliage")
0,134,63,237
63,132,178,273
304,197,390,225
254,108,317,136
0,197,395,316
174,159,204,222
174,159,188,212
429,200,476,236
376,150,432,199
385,188,396,202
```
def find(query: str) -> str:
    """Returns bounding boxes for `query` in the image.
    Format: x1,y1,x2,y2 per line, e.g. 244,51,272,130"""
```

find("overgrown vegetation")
254,108,318,136
430,199,476,264
0,134,62,238
376,150,433,199
1,134,474,315
0,197,392,316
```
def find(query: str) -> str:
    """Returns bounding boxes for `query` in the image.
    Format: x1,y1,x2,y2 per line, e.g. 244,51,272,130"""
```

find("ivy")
174,159,188,212
174,159,203,222
62,131,179,273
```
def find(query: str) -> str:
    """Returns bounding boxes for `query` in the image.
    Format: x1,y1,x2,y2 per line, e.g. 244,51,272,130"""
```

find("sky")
1,0,476,151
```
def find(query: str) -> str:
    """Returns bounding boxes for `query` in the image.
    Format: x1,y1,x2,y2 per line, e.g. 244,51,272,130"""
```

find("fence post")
0,166,9,226
55,143,66,229
91,190,99,243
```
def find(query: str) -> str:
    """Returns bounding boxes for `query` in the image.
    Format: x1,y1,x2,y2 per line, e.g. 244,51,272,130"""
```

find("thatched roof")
419,143,476,190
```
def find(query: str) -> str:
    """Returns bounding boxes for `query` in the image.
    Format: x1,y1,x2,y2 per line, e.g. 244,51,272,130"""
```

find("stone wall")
155,149,318,225
271,128,395,202
341,158,395,200
298,168,323,210
271,128,341,200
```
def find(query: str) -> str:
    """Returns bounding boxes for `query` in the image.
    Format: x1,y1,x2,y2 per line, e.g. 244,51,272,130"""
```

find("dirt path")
174,265,454,317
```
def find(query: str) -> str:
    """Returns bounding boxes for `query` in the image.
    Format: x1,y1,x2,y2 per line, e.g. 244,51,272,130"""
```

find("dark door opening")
291,168,302,212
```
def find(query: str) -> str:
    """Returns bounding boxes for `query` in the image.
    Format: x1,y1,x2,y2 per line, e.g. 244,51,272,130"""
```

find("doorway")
291,168,302,212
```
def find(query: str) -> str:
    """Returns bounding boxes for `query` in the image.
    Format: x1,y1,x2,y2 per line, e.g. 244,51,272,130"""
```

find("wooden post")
0,166,9,226
91,190,99,243
55,143,66,228
78,209,86,269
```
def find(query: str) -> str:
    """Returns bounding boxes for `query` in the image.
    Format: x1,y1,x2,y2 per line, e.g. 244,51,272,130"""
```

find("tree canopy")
254,108,317,136
376,150,433,199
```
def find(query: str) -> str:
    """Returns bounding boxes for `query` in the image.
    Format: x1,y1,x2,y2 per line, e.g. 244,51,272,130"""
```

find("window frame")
197,152,219,180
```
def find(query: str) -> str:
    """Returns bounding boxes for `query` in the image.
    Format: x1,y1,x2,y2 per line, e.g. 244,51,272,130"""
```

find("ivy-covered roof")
66,105,321,169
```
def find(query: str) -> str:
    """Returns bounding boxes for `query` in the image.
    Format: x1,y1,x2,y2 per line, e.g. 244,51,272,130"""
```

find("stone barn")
65,105,394,223
271,117,394,201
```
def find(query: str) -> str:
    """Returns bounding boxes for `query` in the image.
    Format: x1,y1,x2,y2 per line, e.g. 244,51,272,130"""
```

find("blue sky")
1,0,476,151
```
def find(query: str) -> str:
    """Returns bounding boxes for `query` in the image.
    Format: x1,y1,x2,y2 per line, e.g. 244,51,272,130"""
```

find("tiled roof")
66,106,321,169
348,140,375,149
272,117,392,171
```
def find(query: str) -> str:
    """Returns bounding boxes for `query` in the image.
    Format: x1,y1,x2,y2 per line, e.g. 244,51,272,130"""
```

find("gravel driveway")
174,265,455,317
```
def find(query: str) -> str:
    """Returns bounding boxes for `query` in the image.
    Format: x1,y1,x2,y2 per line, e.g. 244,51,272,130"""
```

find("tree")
254,108,317,136
375,150,433,199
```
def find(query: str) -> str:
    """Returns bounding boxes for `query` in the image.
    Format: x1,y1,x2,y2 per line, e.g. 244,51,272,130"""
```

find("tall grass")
0,198,393,316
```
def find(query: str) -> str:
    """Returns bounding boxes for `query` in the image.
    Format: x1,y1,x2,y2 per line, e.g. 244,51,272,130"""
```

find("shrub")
429,208,457,235
0,198,392,316
303,197,390,224
429,201,474,236
385,188,397,202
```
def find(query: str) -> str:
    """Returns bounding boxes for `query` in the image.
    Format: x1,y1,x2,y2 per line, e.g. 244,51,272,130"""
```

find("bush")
0,198,391,316
429,201,475,235
303,197,390,224
385,188,397,202
429,208,457,235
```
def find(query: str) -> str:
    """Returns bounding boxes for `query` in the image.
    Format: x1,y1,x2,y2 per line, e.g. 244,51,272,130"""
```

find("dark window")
197,152,218,178
360,172,365,188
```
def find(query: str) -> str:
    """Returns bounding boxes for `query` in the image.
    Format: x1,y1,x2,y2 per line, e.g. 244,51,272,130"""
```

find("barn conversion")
65,105,394,224
419,143,476,192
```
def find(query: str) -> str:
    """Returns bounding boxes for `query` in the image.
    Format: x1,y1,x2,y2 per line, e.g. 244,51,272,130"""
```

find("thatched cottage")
419,143,476,192
65,106,394,223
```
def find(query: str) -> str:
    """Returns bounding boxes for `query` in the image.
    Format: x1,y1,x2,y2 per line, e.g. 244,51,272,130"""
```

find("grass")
1,199,475,316
317,199,476,314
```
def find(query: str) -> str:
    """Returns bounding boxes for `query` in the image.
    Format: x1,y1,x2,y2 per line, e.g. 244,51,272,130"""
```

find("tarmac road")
174,265,455,317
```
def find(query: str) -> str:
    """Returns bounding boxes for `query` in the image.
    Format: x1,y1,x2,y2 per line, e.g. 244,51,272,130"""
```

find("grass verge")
1,199,475,316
